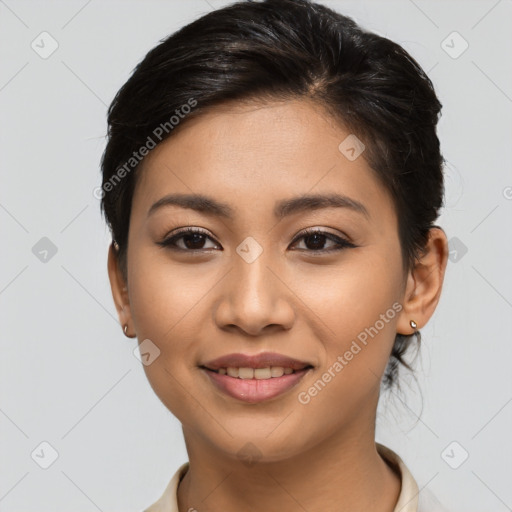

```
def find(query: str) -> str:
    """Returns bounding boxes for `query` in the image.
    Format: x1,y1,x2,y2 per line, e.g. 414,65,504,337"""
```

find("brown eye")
157,227,355,254
158,228,220,251
290,229,356,253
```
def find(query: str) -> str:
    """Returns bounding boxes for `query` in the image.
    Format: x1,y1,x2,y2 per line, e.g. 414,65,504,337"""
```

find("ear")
396,227,449,335
107,242,135,337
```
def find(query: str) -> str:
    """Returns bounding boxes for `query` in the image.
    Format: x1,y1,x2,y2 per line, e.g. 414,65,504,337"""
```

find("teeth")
214,366,302,379
270,367,284,378
238,367,254,379
254,368,271,379
227,367,239,378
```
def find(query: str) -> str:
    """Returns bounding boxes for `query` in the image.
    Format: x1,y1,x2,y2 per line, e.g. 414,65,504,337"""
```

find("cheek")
301,250,403,381
127,282,208,422
127,244,215,338
126,249,205,391
305,250,401,326
291,268,400,439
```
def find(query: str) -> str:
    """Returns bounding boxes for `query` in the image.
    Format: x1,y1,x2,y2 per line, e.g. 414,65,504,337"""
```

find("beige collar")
143,443,420,512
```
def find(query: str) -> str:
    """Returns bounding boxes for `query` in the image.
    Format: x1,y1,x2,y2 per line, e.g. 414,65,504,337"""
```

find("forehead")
132,98,396,227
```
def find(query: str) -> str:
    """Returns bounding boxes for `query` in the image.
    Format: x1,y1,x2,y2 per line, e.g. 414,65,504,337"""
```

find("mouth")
199,352,314,403
200,365,314,379
200,351,314,374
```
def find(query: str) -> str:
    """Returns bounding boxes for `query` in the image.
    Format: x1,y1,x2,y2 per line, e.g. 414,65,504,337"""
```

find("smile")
201,366,313,403
208,366,303,379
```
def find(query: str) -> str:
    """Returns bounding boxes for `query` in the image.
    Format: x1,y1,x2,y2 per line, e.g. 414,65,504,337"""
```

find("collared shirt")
143,443,448,512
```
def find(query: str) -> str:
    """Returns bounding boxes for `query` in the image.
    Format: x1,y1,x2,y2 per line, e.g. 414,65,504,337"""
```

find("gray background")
1,0,511,510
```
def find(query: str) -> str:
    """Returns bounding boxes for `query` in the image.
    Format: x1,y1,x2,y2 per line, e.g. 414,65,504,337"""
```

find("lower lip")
202,368,311,403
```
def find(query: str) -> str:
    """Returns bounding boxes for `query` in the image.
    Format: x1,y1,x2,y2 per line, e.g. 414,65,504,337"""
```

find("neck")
177,419,401,512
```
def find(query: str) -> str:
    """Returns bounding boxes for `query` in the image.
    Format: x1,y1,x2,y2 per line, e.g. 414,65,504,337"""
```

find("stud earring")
123,324,129,337
410,320,417,330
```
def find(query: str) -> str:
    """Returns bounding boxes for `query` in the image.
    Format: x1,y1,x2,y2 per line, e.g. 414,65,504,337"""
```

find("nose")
213,252,295,337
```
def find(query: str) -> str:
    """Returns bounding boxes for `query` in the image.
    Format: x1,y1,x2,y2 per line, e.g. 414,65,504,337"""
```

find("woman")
100,0,449,510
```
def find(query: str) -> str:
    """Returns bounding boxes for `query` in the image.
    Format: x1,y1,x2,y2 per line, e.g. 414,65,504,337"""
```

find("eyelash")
157,227,356,254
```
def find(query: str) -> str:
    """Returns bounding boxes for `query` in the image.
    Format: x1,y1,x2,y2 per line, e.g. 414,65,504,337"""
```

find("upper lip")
201,351,314,371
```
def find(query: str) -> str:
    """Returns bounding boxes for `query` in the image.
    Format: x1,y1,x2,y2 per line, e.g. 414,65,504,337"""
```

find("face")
111,98,417,461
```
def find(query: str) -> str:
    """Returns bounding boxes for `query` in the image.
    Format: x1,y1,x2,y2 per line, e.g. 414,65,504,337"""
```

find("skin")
108,98,449,512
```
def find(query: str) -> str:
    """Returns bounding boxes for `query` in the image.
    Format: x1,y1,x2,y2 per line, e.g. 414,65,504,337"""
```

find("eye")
157,227,356,253
289,228,356,253
157,227,220,251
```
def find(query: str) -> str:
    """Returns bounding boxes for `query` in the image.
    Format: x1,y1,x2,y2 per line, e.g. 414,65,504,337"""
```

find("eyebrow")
147,192,370,221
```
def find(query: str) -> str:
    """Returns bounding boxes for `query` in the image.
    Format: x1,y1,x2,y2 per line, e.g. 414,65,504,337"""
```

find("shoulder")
418,487,451,512
143,462,189,512
376,443,451,512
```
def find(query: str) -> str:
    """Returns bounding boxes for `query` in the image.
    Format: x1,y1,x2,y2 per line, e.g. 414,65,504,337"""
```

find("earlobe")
107,242,134,336
396,227,449,335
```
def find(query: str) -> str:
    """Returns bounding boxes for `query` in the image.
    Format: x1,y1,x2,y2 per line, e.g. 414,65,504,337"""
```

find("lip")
199,351,314,404
201,366,312,403
201,351,313,371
